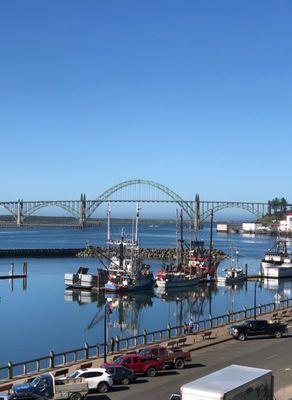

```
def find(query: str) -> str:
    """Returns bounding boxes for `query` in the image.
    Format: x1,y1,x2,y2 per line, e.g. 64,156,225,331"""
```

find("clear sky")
1,1,291,205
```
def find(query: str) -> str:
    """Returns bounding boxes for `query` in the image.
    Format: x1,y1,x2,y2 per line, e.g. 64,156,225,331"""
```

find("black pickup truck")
229,319,287,341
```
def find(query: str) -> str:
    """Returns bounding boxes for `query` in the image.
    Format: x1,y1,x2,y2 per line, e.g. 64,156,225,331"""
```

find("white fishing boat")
217,268,245,285
156,270,199,289
64,266,108,289
261,240,292,278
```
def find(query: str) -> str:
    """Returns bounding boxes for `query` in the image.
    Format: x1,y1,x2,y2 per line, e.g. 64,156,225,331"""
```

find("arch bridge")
0,179,270,228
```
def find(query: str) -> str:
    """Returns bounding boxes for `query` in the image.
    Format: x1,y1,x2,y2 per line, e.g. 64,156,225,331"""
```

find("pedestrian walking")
188,318,194,334
110,336,115,354
183,322,188,335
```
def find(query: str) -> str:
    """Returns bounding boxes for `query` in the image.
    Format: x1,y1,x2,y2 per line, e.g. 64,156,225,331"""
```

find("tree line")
268,197,290,214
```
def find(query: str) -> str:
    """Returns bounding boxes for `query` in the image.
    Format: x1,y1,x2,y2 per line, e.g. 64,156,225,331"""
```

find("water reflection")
263,278,292,298
64,289,99,304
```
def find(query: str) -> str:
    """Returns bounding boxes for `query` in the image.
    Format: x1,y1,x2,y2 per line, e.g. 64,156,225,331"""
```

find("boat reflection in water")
64,289,105,305
105,291,155,335
155,285,213,326
263,278,292,299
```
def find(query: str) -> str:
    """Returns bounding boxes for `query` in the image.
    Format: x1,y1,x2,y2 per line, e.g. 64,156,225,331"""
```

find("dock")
0,262,27,280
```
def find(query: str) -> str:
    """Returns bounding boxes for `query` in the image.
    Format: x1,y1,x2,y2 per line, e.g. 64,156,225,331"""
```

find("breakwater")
0,246,226,261
76,246,226,261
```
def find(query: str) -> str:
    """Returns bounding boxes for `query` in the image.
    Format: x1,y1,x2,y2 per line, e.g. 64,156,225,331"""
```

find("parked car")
102,354,164,377
229,319,287,341
138,345,191,369
104,366,137,385
66,368,113,393
9,372,88,400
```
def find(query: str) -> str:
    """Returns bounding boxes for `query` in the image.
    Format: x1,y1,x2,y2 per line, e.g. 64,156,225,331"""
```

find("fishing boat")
217,268,245,285
261,239,292,278
156,210,200,289
156,265,199,289
104,205,155,293
64,266,108,289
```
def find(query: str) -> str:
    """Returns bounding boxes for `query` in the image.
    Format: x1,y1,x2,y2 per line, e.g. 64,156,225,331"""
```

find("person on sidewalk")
188,318,194,334
183,322,188,335
110,336,115,354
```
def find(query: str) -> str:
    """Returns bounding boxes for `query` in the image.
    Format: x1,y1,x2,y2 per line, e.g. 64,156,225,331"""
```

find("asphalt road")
88,328,292,400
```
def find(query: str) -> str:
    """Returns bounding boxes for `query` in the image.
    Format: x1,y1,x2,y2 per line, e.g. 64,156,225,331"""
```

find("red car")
138,345,191,369
102,354,164,377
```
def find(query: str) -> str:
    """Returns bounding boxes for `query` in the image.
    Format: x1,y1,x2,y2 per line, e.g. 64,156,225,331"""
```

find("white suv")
67,368,113,393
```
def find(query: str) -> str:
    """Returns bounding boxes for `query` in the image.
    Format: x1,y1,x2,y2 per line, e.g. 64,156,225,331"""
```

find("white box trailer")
180,365,273,400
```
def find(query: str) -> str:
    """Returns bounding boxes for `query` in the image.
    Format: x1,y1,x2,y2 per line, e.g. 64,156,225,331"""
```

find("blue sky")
0,1,291,206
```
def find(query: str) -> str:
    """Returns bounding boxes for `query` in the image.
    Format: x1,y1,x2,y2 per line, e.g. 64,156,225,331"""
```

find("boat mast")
208,209,214,276
119,228,125,267
177,209,184,266
107,203,111,255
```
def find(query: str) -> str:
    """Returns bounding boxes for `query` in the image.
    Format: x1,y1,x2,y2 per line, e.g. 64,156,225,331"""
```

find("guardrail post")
167,323,171,339
84,342,89,359
209,314,213,328
49,351,54,369
7,361,13,380
143,329,147,345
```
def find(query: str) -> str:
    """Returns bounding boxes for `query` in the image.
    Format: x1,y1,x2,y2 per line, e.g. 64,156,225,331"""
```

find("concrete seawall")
0,248,83,257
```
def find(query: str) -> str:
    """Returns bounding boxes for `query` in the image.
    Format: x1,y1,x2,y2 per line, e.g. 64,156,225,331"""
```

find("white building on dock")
242,222,262,233
279,213,292,233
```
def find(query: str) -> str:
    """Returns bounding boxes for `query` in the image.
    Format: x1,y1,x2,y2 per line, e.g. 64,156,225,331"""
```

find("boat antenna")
135,202,140,246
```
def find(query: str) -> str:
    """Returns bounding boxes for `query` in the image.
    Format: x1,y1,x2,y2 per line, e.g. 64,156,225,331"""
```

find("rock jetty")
76,246,226,261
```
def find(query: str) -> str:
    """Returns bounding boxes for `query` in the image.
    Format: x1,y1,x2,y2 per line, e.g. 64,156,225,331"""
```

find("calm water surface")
0,224,292,366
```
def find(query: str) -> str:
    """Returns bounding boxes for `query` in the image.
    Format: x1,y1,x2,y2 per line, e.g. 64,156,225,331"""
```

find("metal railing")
1,298,291,382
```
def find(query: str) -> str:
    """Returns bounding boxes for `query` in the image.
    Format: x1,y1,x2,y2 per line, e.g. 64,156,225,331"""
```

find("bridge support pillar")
79,194,86,228
17,199,23,227
194,194,200,240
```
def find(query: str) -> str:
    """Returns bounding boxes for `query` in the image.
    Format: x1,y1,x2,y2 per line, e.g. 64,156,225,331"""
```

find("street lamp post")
104,300,113,363
254,281,261,319
104,304,108,363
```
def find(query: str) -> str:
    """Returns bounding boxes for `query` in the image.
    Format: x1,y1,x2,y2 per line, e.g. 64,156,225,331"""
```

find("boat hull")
156,277,199,289
262,263,292,278
104,279,155,293
64,273,98,289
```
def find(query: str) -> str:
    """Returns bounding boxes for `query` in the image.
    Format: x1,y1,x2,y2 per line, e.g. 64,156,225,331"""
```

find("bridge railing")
1,298,291,382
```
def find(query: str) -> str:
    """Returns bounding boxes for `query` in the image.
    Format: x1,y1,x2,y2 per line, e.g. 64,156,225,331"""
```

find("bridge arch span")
23,202,79,220
86,179,194,218
200,203,266,223
0,204,17,220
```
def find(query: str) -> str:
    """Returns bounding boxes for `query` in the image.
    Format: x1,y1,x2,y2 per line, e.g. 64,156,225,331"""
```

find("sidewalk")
2,307,292,389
